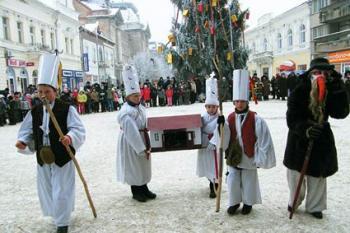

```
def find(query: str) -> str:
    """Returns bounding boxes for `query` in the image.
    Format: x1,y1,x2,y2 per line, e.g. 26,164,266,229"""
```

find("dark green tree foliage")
167,0,248,79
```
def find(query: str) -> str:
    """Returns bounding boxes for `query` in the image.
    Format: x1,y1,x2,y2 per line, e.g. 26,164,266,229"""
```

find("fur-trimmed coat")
283,74,349,177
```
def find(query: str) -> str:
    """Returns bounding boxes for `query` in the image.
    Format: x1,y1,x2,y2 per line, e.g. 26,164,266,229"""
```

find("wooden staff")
43,99,97,218
212,56,225,212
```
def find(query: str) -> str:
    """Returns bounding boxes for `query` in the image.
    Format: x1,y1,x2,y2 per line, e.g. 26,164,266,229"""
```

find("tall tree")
165,0,249,79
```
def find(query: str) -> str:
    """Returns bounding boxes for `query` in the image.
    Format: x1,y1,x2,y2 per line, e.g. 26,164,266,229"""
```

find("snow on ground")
0,100,349,233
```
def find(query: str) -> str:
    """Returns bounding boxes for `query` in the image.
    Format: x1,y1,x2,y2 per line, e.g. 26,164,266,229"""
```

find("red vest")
227,111,256,158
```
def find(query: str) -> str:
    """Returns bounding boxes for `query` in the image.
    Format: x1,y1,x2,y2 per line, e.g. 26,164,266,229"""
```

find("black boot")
142,184,157,199
131,185,147,202
241,204,252,215
57,226,68,233
310,212,323,219
209,182,216,198
227,204,240,215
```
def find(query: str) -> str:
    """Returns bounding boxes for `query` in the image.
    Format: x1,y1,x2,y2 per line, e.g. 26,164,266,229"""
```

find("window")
287,29,293,47
312,25,326,39
2,17,10,40
50,32,55,49
29,26,35,45
277,33,282,49
17,22,23,43
312,0,329,13
92,47,96,63
65,37,69,53
263,38,268,51
252,42,256,53
299,24,306,44
99,47,103,62
298,64,307,70
70,39,74,54
40,29,45,45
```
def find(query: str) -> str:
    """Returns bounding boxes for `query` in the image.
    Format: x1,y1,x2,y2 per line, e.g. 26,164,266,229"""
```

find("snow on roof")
148,114,202,131
80,1,105,10
119,8,139,23
83,22,99,32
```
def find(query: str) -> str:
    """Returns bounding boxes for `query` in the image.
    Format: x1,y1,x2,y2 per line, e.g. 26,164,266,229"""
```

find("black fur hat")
308,57,335,71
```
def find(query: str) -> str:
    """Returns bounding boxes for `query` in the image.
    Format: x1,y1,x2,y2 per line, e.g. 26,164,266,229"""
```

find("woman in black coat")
283,58,349,219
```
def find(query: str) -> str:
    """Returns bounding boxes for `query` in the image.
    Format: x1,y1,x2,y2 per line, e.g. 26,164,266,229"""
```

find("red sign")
7,59,26,67
26,62,35,66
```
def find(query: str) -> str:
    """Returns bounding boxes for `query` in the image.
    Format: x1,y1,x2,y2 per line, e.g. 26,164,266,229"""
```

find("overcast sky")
126,0,307,42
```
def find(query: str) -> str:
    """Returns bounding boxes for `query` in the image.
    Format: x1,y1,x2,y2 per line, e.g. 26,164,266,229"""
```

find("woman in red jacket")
143,84,151,108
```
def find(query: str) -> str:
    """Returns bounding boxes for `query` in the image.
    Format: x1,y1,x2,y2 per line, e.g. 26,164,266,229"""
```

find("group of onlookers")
1,70,349,127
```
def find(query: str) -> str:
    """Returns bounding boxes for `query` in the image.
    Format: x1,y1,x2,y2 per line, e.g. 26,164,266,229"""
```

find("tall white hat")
232,69,249,101
37,53,61,89
122,65,140,96
205,76,219,106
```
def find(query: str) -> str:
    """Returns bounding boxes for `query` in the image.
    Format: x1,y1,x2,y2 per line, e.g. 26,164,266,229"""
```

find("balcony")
250,51,273,65
315,37,350,53
319,0,350,23
314,29,350,43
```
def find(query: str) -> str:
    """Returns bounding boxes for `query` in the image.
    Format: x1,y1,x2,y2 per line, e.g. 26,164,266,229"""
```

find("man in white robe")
15,54,85,233
116,65,155,202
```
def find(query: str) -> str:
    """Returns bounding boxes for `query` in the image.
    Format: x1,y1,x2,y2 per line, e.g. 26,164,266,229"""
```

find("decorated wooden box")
147,114,202,152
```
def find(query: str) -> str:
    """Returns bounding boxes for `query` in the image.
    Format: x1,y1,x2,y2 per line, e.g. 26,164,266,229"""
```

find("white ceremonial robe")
17,103,85,227
211,112,275,207
196,112,219,182
116,103,151,186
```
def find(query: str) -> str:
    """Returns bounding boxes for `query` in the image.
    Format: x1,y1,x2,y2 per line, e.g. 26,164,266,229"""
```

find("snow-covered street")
1,101,349,233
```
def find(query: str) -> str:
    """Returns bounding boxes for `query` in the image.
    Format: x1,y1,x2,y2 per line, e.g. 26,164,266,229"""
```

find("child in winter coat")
165,85,174,106
197,74,220,198
116,65,156,203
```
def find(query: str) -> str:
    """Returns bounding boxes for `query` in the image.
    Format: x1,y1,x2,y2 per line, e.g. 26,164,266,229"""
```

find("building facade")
74,0,151,84
0,0,82,93
245,2,311,77
311,0,350,74
80,23,115,86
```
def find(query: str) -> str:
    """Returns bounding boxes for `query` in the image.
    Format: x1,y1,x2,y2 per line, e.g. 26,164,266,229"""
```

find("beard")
308,74,327,123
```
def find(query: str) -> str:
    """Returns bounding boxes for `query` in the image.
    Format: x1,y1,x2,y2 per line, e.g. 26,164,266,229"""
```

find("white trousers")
287,169,327,213
37,161,75,227
227,166,262,206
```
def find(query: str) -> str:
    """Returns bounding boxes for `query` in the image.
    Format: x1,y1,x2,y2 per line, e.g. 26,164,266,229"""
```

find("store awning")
280,60,296,71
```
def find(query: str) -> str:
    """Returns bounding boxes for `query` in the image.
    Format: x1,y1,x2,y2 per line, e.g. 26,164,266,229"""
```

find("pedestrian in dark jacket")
283,58,349,219
287,72,299,96
278,73,288,100
0,95,6,126
344,71,350,101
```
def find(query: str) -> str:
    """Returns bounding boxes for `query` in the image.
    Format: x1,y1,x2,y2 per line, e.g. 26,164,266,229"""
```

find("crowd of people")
1,70,350,127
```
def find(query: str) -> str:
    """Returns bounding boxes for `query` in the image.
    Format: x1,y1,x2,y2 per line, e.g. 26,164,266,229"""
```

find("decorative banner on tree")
168,33,176,46
198,2,204,13
227,52,232,61
231,15,238,23
183,9,189,17
195,25,201,33
211,0,217,7
188,47,193,56
157,45,163,54
210,25,215,35
167,53,173,64
204,20,209,28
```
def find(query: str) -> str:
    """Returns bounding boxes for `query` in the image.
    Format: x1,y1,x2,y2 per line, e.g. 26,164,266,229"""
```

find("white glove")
206,143,216,152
